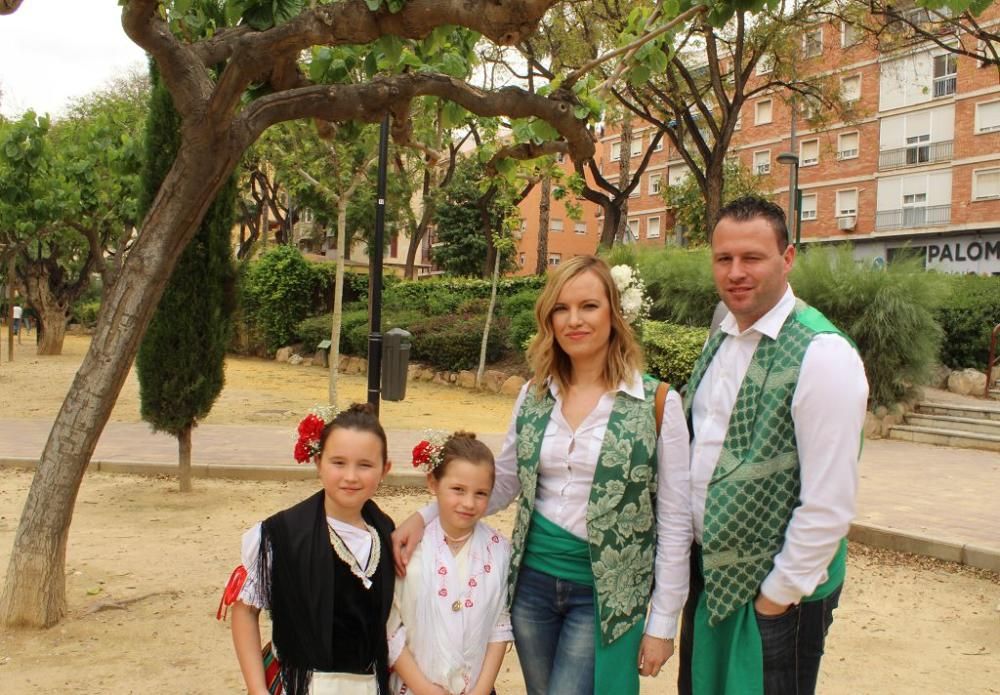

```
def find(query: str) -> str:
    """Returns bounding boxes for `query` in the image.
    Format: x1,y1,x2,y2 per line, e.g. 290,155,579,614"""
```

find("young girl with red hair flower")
387,431,512,695
230,403,396,695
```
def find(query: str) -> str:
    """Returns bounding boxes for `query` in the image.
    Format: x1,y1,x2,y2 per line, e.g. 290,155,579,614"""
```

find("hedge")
641,321,709,389
790,246,945,407
936,273,1000,370
242,246,324,352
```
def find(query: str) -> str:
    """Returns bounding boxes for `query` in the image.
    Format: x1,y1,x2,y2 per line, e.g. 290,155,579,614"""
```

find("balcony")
875,204,951,230
878,140,952,170
933,75,957,98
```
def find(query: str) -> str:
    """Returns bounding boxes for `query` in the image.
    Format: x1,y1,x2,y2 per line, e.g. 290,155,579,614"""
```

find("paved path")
1,419,998,571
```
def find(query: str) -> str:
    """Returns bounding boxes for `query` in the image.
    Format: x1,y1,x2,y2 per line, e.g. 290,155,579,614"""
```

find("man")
12,303,22,338
677,196,867,694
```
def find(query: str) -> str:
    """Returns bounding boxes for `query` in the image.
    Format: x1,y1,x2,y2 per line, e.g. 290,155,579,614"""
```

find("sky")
0,1,146,119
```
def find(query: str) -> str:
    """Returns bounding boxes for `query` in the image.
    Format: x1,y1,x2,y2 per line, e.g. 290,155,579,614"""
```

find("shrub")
642,321,709,389
384,276,546,315
71,299,101,327
936,274,1000,369
509,309,538,353
790,246,946,407
631,246,718,326
295,314,334,351
408,313,506,371
243,246,322,352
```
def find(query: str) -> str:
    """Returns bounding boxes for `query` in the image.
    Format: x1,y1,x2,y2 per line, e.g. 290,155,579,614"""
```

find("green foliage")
136,67,237,436
408,313,506,371
666,160,768,246
642,321,710,389
431,158,518,277
790,246,946,407
935,274,1000,369
628,246,718,326
243,245,322,352
383,275,545,314
70,300,101,328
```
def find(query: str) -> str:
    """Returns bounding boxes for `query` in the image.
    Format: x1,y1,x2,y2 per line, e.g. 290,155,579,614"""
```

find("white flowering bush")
610,264,651,325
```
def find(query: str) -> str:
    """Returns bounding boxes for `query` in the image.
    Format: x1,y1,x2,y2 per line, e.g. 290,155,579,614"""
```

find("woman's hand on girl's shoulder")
391,511,427,577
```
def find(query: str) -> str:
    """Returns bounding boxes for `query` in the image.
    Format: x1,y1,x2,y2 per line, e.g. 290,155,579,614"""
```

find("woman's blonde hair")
526,255,643,395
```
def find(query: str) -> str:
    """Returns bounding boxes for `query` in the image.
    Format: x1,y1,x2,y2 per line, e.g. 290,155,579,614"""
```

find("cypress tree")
135,62,236,492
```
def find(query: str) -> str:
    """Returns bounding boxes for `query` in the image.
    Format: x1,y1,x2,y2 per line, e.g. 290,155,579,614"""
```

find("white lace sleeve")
238,522,268,610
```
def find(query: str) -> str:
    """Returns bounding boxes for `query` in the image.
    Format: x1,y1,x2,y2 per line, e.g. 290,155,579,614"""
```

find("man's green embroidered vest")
508,376,660,645
683,300,848,626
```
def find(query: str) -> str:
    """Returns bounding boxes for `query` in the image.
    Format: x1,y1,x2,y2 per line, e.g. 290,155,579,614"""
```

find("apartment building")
595,8,1000,275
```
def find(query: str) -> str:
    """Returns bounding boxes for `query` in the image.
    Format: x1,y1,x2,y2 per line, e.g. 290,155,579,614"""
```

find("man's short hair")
713,196,789,249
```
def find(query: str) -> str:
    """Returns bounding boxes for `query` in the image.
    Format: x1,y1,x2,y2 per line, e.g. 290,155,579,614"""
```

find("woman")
392,255,692,695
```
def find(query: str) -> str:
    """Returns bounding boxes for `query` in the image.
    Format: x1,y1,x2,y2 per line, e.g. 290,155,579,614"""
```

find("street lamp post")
776,151,801,250
367,113,390,417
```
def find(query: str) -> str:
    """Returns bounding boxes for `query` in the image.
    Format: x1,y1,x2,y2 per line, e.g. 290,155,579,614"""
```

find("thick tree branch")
238,74,595,163
485,141,569,174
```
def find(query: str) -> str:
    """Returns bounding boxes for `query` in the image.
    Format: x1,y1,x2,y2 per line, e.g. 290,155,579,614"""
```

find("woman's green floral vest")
508,376,660,645
682,300,849,626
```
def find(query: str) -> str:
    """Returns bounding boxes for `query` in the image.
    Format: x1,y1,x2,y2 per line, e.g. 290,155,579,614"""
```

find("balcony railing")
878,140,953,170
875,204,951,230
933,75,957,98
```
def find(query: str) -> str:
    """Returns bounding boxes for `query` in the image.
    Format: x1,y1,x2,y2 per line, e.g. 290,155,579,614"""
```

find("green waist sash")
692,538,848,695
521,511,645,695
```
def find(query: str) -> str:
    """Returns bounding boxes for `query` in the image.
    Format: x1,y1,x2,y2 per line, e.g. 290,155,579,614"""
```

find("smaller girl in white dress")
388,431,512,695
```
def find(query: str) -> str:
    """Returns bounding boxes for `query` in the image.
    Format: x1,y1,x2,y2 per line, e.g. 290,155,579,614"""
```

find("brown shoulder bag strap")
655,382,669,439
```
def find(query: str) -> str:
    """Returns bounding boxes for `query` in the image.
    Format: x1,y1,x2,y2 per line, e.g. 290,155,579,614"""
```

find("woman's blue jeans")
511,565,595,695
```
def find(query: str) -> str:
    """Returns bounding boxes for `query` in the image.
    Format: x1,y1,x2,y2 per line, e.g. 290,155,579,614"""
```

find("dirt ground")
0,332,516,432
1,331,999,693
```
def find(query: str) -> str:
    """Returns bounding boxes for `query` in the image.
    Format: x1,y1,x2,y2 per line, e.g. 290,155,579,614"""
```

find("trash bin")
382,327,412,401
315,339,332,368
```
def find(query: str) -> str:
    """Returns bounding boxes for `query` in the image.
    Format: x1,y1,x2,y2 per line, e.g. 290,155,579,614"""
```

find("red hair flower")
293,407,337,464
411,430,448,472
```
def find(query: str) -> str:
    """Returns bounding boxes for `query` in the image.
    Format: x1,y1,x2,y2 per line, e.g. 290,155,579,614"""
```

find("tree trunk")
703,161,724,243
0,134,239,627
599,203,622,248
177,424,192,493
535,174,551,275
329,200,348,409
476,247,501,388
21,265,70,356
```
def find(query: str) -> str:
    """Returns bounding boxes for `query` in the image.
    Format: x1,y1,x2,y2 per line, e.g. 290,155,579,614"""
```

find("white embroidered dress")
387,519,513,695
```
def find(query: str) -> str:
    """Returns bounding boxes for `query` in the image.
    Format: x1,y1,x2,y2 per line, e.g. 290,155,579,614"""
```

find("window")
800,95,822,120
734,112,743,130
976,101,1000,133
755,99,773,125
626,219,640,243
630,136,643,157
551,218,564,233
548,253,561,266
647,216,661,239
753,150,771,175
649,173,662,196
800,139,819,167
905,133,930,165
575,221,587,235
519,252,525,266
803,29,823,58
932,54,957,98
841,74,861,102
629,182,640,198
555,152,565,163
838,131,859,160
668,164,690,186
653,136,663,152
836,189,858,216
973,168,1000,199
903,192,927,205
756,53,774,75
841,21,862,47
800,194,818,220
610,141,621,161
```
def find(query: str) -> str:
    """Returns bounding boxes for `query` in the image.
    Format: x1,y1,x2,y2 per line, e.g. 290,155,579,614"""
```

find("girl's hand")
638,635,673,677
391,511,427,576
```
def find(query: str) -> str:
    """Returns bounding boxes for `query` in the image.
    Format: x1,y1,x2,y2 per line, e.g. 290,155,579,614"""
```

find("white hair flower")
610,264,651,325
